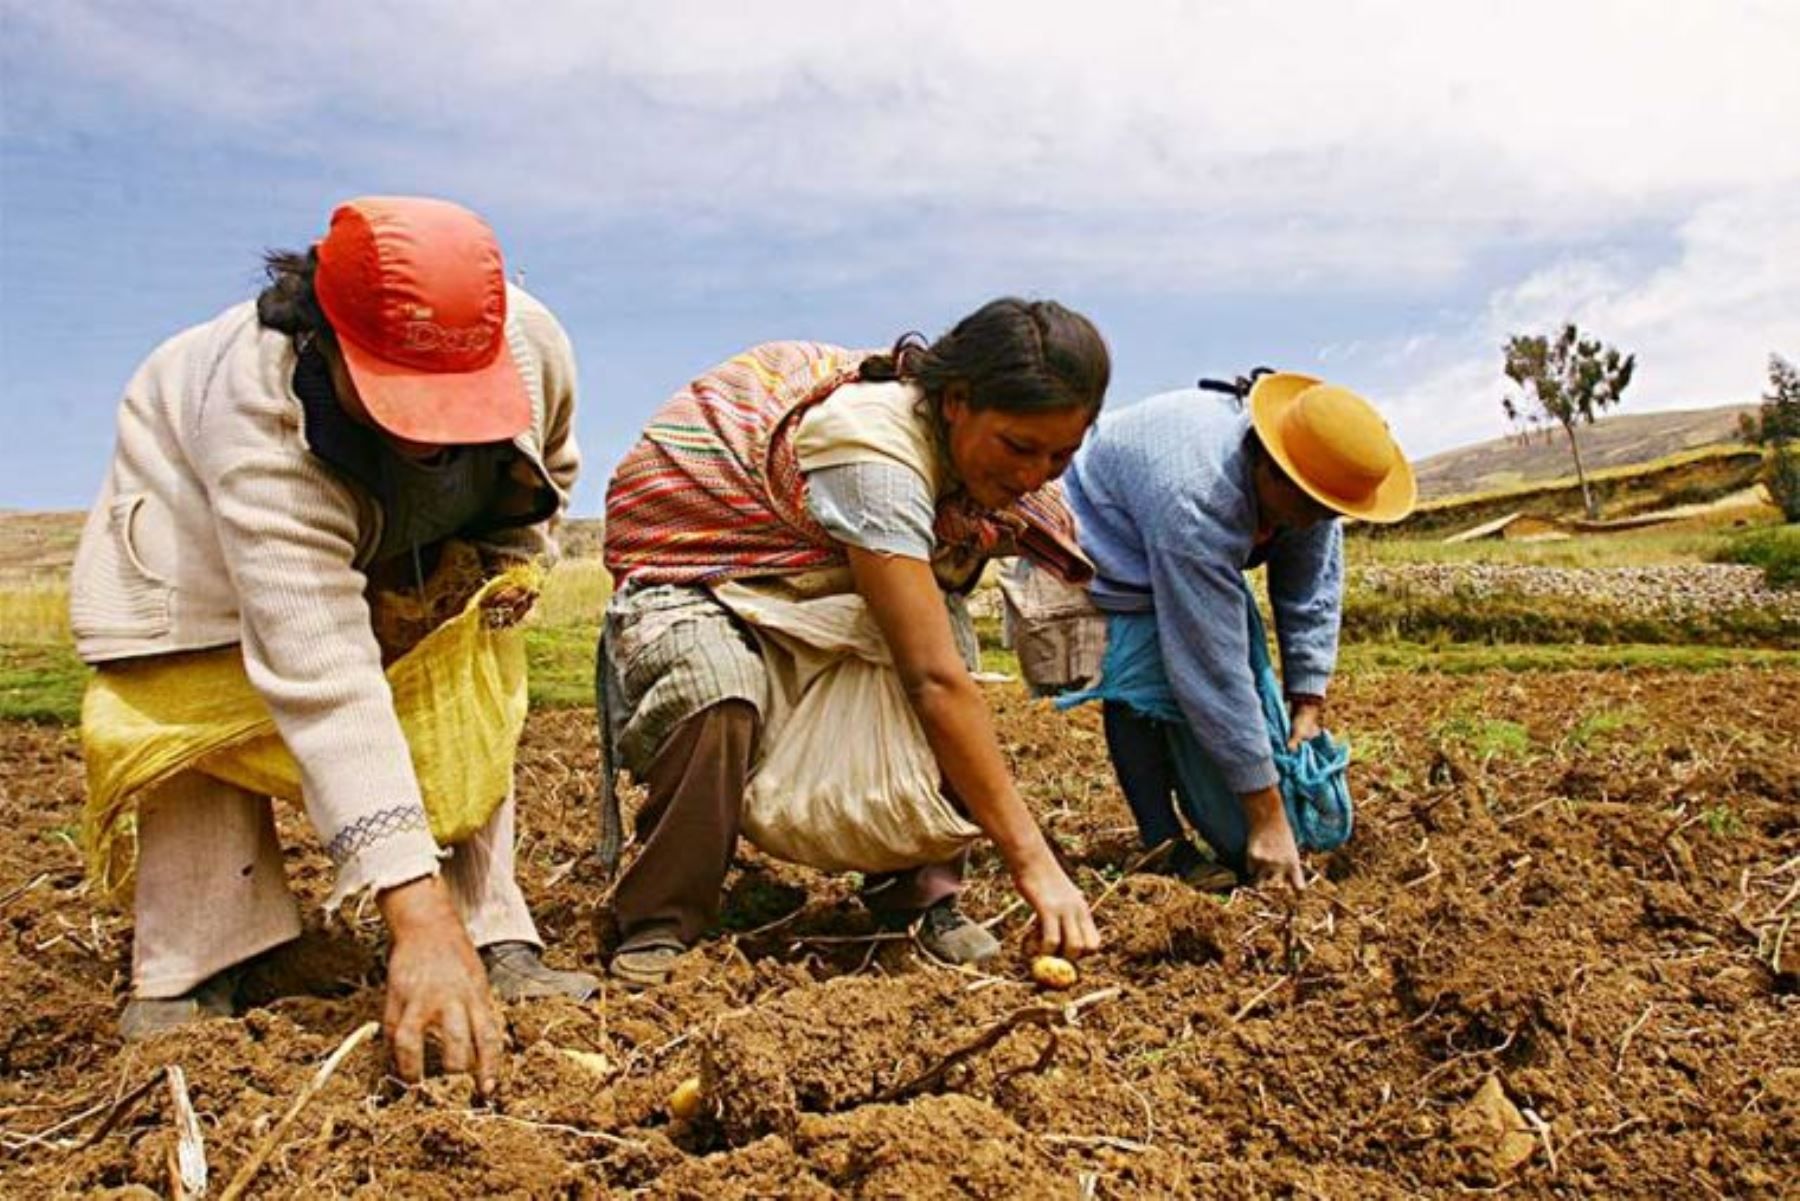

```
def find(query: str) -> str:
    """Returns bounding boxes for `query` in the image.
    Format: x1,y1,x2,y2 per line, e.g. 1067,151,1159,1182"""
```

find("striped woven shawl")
603,341,1093,588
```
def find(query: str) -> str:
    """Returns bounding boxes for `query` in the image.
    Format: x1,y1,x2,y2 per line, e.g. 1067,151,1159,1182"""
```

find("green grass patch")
0,643,89,723
972,613,1023,679
1565,705,1640,748
1713,524,1800,589
6,550,1796,735
1436,711,1532,759
1702,805,1745,839
1342,582,1793,648
1339,641,1800,675
536,558,612,626
519,547,610,712
980,642,1021,678
1348,527,1736,569
524,622,598,710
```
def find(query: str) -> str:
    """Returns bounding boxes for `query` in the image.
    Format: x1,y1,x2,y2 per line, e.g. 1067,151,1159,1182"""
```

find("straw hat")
1248,373,1416,524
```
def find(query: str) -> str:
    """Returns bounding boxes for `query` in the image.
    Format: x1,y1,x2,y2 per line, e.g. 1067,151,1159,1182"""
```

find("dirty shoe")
909,899,1002,966
1164,839,1238,893
119,970,239,1042
479,942,600,1002
607,926,687,991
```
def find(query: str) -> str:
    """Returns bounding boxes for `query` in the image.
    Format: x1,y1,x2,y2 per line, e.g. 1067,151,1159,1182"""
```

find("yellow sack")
81,566,537,899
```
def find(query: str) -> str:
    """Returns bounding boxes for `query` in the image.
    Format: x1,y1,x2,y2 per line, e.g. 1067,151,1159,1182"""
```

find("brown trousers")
612,700,964,944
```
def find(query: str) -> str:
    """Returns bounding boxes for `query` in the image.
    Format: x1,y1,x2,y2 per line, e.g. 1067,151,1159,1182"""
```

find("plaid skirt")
606,583,770,777
603,579,981,777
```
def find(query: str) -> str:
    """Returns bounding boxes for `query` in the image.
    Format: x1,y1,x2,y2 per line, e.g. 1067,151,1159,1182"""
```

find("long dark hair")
255,248,329,337
861,298,1110,419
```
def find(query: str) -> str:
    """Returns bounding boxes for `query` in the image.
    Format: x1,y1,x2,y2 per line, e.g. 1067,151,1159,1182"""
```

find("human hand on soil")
1015,855,1102,958
1242,788,1307,890
1287,697,1325,750
377,876,505,1097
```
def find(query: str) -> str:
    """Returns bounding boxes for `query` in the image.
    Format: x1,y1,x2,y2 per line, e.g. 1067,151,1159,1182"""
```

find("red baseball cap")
313,196,529,445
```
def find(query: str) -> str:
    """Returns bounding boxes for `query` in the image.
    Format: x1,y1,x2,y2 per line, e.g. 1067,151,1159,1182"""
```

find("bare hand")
1242,788,1307,890
1014,854,1102,958
377,877,504,1096
1287,697,1325,751
480,583,539,629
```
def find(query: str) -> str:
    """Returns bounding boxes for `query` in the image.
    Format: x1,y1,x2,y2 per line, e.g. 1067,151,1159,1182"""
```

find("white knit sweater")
71,286,580,905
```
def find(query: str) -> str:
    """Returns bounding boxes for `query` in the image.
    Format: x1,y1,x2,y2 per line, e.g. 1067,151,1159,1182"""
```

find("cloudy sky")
3,1,1795,513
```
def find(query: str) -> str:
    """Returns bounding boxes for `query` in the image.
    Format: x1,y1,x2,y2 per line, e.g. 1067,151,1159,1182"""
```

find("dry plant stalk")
875,987,1122,1102
82,1071,163,1149
164,1065,207,1199
218,1021,379,1201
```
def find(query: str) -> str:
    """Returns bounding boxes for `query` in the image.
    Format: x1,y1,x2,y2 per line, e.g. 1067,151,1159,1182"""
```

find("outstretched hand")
1014,854,1103,958
1287,697,1325,751
1242,787,1307,891
480,583,539,629
377,876,505,1097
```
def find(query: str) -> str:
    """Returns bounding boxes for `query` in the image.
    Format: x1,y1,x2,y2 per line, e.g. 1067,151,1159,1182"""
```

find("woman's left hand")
480,583,539,629
1287,697,1325,751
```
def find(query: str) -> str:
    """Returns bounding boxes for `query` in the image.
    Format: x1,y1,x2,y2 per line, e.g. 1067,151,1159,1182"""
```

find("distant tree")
1739,353,1800,521
1502,323,1636,519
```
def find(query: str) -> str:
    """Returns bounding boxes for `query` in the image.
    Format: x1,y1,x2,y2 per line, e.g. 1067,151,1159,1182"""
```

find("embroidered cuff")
322,805,445,912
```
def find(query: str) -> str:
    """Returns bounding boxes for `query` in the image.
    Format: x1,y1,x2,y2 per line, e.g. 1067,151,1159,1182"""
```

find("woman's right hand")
1014,854,1102,958
845,548,1104,958
1242,787,1306,890
377,876,505,1097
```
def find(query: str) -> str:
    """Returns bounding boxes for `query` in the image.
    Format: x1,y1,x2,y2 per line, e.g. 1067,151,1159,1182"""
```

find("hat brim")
1249,372,1417,524
336,332,531,446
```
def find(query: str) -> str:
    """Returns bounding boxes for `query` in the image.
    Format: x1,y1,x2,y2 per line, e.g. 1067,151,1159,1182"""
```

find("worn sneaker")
479,941,600,1002
119,970,239,1042
908,899,1003,966
1160,839,1239,893
606,926,688,991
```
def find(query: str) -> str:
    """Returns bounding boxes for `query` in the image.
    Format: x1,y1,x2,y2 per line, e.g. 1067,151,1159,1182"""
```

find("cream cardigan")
71,285,580,904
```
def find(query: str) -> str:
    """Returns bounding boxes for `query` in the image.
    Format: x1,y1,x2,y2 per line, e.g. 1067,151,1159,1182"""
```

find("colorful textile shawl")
603,342,1093,588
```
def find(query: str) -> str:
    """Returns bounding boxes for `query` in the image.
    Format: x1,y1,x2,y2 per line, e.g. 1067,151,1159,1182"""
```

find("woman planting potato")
598,299,1109,986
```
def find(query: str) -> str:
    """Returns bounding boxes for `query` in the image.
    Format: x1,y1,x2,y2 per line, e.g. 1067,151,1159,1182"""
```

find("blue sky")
3,1,1796,515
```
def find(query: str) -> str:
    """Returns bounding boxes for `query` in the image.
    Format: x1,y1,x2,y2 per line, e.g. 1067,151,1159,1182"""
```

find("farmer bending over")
599,301,1109,987
1060,373,1416,888
71,196,595,1089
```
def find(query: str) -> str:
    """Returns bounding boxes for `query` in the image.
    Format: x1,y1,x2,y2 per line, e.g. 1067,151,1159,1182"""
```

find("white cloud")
12,2,1799,237
6,0,1796,457
1361,188,1799,457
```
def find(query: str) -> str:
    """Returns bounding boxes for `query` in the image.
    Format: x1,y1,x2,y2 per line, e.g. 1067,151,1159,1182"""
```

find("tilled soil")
2,669,1796,1198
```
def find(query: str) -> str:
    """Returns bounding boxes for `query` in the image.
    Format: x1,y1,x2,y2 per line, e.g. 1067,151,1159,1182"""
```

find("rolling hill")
1412,404,1758,501
1,402,1767,574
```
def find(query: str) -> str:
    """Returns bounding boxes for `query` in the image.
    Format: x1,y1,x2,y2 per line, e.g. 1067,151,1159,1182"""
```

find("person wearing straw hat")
70,196,595,1091
1058,372,1416,889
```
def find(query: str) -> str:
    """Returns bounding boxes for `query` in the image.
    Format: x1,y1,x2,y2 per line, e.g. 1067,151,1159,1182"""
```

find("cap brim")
336,333,531,445
1249,372,1418,524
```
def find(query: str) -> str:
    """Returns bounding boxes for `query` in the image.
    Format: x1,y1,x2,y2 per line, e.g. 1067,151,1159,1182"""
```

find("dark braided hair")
255,248,330,337
861,298,1110,420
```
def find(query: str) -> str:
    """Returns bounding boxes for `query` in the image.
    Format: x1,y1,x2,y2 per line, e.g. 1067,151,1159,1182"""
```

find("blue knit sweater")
1064,389,1344,793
